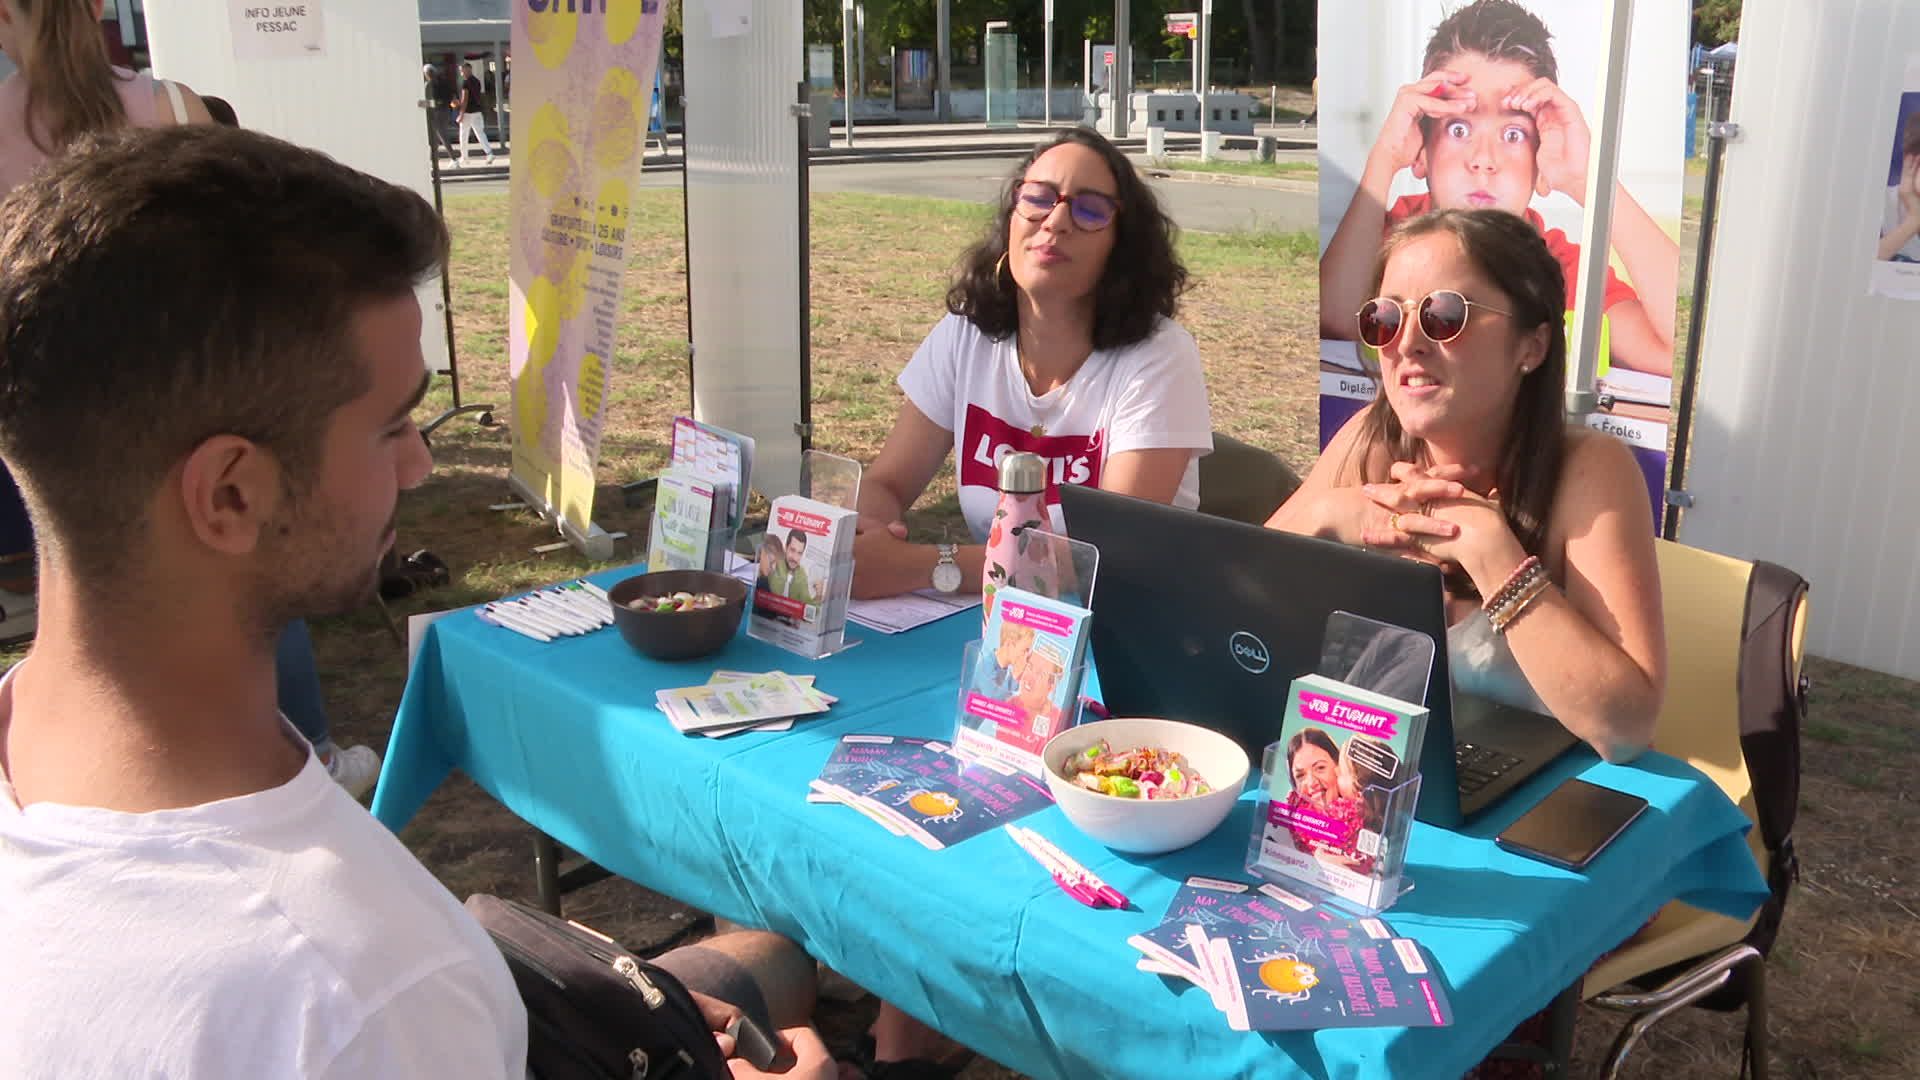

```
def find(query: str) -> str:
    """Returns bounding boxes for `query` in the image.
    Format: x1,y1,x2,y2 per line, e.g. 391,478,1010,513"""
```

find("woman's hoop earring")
994,252,1009,283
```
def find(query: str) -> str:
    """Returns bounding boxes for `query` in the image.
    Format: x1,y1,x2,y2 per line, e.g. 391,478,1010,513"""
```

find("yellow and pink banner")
508,0,666,537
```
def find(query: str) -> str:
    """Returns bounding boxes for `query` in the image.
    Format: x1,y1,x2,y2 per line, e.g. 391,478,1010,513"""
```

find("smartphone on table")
1494,777,1649,871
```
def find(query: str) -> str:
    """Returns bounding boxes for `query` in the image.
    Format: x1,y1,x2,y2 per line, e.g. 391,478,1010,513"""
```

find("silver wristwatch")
930,543,962,594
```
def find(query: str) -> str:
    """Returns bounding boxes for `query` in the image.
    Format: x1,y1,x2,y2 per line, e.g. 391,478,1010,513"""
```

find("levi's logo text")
775,507,830,535
958,405,1104,501
1299,690,1399,738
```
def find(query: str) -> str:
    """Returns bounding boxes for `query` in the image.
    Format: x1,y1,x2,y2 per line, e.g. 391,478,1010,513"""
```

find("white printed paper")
229,1,324,61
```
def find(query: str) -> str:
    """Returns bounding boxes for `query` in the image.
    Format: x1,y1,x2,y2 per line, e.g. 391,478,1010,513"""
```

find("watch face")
931,562,964,593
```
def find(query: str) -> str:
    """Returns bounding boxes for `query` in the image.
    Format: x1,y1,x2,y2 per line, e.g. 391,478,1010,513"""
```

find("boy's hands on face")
1373,71,1476,178
1508,78,1592,203
1900,154,1920,226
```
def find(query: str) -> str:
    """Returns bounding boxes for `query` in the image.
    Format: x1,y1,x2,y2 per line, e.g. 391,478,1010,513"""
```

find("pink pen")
1008,828,1103,906
1046,867,1101,907
1020,827,1131,909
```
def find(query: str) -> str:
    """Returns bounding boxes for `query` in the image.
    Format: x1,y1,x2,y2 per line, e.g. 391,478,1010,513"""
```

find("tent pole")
1564,0,1634,425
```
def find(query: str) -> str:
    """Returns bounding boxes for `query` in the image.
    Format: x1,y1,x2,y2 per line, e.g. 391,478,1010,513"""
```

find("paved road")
447,152,1320,236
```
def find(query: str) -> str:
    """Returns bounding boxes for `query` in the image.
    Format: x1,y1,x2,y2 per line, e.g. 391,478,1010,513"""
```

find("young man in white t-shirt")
0,127,527,1078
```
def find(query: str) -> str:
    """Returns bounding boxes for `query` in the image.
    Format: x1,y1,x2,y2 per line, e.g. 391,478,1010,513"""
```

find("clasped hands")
1355,462,1513,582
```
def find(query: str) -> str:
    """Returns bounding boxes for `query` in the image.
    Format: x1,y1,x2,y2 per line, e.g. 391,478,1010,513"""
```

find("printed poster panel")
508,0,666,533
1316,0,1686,525
1868,57,1920,301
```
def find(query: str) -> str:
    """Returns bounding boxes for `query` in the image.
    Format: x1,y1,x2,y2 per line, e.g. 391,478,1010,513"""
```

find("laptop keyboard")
1454,742,1525,796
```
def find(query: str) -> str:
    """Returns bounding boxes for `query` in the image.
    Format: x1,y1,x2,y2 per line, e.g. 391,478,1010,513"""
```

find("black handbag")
465,895,729,1080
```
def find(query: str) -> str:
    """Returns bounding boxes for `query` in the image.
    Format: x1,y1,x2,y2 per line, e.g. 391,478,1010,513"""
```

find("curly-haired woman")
851,127,1213,599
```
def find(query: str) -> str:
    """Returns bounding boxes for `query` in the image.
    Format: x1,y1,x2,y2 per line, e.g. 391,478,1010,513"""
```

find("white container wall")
1680,0,1920,679
145,1,451,373
683,0,806,499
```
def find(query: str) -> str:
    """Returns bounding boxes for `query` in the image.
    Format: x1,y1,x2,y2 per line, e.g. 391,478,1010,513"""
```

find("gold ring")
1389,512,1404,532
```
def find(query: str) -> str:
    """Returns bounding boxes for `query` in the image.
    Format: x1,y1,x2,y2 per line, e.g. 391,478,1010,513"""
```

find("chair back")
1652,540,1762,848
1195,433,1301,525
1652,540,1810,932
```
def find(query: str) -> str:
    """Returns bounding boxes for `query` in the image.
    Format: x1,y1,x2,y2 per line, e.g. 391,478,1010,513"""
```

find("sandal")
379,549,450,600
840,1033,974,1080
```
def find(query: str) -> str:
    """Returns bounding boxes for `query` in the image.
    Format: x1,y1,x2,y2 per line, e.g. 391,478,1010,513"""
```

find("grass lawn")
1154,158,1319,181
7,182,1915,1078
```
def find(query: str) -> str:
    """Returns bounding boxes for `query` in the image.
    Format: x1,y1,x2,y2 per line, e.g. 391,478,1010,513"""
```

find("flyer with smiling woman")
1248,675,1428,913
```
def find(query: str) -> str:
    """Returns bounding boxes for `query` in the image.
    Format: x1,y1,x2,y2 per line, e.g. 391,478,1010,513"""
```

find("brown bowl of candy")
606,569,749,661
1041,718,1250,854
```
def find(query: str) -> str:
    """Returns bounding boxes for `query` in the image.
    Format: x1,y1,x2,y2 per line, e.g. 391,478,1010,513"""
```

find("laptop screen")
1059,485,1470,826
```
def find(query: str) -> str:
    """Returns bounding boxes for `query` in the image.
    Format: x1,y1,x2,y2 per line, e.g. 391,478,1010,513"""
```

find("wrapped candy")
1060,739,1212,801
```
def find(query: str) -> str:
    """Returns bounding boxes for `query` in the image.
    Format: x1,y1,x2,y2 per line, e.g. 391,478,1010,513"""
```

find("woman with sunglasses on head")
1267,209,1664,765
851,127,1212,601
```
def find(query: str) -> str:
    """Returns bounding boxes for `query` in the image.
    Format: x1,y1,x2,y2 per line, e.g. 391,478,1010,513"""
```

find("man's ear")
1411,145,1428,182
177,436,284,556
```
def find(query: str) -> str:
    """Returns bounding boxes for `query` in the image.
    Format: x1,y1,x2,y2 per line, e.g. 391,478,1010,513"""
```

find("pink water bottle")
983,451,1056,626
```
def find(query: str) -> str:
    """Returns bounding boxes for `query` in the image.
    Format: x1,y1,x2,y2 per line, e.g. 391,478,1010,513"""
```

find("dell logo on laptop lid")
1229,631,1271,674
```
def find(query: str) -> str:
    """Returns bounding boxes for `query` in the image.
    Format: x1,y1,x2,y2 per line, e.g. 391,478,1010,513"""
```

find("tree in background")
1692,0,1740,47
796,0,1316,89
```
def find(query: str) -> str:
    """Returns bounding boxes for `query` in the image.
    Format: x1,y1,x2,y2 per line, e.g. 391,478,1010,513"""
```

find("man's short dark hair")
786,530,807,551
0,125,448,580
1422,0,1558,83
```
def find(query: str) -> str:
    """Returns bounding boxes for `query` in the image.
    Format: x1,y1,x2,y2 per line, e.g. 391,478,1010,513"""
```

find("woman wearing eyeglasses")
850,127,1212,601
1267,209,1664,765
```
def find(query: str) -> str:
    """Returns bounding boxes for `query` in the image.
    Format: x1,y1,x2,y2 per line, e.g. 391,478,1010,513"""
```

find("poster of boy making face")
1317,0,1686,522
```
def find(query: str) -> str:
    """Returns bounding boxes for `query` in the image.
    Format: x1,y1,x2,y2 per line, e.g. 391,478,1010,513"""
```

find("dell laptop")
1058,485,1580,829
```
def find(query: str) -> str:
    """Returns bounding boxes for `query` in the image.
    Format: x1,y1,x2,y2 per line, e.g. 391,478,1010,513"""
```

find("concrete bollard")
1146,125,1165,159
1200,130,1222,162
1257,135,1276,163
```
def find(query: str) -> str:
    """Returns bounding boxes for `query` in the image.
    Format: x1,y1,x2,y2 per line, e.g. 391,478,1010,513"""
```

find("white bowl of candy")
1042,718,1249,854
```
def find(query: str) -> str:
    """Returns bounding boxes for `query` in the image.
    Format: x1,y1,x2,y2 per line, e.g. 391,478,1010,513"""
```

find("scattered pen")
1007,826,1104,907
477,609,551,642
551,584,612,623
1013,826,1131,909
524,589,600,632
498,597,575,636
482,602,560,638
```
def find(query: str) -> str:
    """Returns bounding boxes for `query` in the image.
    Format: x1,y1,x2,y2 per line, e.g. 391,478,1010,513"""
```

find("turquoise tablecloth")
373,568,1768,1080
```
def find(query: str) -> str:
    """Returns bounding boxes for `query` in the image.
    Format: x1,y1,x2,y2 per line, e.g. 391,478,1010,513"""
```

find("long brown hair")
13,0,127,155
1350,209,1567,568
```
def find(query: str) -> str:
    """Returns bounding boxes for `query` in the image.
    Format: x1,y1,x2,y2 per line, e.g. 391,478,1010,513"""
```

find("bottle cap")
996,451,1047,495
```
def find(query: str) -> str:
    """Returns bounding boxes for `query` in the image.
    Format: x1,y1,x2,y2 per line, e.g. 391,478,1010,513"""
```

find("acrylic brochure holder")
798,449,861,513
746,451,862,661
1239,614,1436,917
985,528,1101,616
956,530,1099,779
644,471,738,575
954,640,1090,780
1245,764,1421,917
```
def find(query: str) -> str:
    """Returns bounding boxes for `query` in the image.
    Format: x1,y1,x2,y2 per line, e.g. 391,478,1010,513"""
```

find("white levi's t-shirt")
0,701,528,1078
898,312,1214,541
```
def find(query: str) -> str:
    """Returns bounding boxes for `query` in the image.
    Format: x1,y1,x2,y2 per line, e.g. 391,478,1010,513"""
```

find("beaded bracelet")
1490,567,1551,635
1481,555,1542,616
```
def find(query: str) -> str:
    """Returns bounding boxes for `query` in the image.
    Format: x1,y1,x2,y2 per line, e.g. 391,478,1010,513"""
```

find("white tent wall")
1679,0,1920,680
682,0,806,499
144,2,451,374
